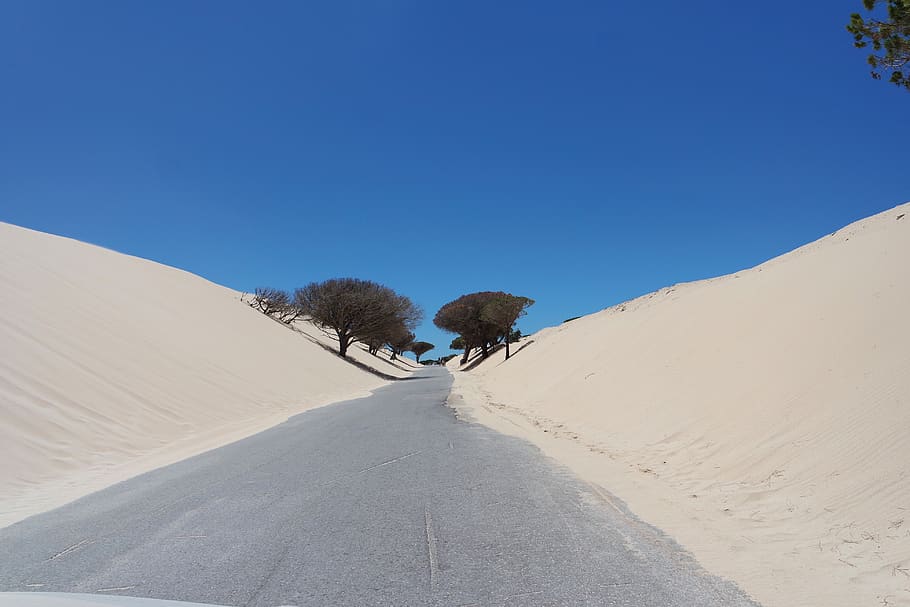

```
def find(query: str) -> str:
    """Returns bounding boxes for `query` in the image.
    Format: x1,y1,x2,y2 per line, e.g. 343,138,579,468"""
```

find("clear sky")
1,1,907,357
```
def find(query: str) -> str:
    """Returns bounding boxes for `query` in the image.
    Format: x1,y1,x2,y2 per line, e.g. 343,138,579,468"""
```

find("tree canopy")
848,0,910,90
295,278,422,358
408,341,435,363
434,292,501,362
434,291,533,362
480,294,534,359
386,327,416,360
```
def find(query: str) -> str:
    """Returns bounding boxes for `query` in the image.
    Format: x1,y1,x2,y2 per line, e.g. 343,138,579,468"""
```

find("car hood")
0,594,231,607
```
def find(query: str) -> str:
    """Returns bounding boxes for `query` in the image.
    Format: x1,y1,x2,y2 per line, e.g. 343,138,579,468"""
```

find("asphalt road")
0,367,758,607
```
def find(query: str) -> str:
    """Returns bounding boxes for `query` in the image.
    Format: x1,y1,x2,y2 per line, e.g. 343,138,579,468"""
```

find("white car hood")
0,594,229,607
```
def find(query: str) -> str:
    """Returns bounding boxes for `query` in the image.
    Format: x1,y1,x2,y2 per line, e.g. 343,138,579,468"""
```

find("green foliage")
449,336,465,350
848,0,910,90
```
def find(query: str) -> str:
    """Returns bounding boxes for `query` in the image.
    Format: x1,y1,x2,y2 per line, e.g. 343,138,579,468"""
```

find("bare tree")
275,303,303,324
250,287,303,324
251,288,289,315
361,299,422,357
294,278,423,358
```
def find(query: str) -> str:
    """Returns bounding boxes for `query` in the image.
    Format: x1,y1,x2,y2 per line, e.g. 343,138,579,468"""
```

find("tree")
434,292,501,363
434,291,532,363
480,293,534,360
408,341,435,363
387,327,415,361
295,278,422,358
848,0,910,90
361,295,422,357
366,335,385,356
449,336,465,351
251,287,288,315
250,287,303,324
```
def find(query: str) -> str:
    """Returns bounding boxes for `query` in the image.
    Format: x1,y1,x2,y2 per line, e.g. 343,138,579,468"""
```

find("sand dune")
0,222,408,528
450,203,910,607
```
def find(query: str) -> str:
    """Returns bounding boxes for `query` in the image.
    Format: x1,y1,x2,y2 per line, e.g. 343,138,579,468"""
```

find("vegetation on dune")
434,291,534,363
848,0,910,90
294,278,422,358
480,295,533,360
386,328,416,361
435,292,500,363
249,279,431,361
250,288,303,324
248,283,532,365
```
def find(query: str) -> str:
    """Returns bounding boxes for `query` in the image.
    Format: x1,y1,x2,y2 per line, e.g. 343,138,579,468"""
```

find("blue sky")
1,1,907,357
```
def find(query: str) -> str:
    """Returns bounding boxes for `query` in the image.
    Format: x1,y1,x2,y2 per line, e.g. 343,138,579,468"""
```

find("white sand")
450,203,910,607
0,222,408,528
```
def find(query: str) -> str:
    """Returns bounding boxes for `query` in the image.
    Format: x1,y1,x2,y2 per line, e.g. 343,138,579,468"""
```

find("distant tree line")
248,278,433,360
419,353,457,366
434,291,533,363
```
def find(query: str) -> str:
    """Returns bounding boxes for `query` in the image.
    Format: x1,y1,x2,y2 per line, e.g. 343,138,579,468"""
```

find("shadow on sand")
457,339,536,372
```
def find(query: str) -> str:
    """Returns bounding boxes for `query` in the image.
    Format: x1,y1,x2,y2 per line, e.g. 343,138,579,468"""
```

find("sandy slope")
0,222,413,528
450,203,910,607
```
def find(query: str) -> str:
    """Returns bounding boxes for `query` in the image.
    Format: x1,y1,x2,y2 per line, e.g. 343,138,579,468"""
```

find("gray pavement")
0,367,759,606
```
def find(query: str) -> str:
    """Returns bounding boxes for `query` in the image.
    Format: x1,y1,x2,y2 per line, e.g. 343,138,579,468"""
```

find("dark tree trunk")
505,326,511,360
338,331,350,358
461,345,471,364
480,342,489,358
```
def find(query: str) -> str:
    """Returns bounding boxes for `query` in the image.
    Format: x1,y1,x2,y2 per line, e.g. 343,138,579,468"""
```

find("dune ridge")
0,222,411,528
450,202,910,607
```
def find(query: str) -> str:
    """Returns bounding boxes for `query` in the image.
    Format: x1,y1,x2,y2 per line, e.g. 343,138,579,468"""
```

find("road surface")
0,367,757,606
